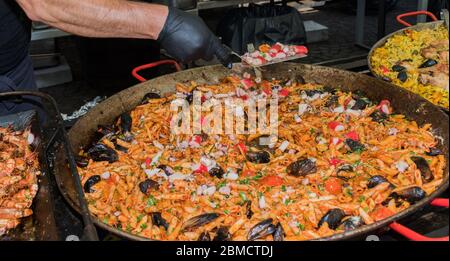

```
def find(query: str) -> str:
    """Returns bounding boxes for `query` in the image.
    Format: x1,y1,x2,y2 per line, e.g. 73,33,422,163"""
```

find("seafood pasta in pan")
76,75,446,241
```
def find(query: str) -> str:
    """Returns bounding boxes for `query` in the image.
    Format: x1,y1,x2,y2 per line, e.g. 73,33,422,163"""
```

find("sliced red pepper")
194,164,208,174
262,87,272,95
145,157,151,169
240,94,249,101
201,95,207,103
371,206,395,221
241,79,255,89
345,131,359,141
325,178,342,195
271,44,283,52
380,65,389,74
329,158,342,166
261,175,283,186
279,88,290,97
343,97,352,108
237,142,248,154
328,121,344,131
191,135,202,144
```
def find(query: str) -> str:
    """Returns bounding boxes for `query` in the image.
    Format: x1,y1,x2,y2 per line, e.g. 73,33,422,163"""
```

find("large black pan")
54,63,449,241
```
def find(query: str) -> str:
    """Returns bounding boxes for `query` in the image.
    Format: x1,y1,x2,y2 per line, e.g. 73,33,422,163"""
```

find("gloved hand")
157,7,232,67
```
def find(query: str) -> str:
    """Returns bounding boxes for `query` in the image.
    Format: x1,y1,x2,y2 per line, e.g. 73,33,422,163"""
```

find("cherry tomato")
194,164,208,174
237,142,247,154
325,178,342,195
241,169,255,177
371,206,395,221
329,158,342,166
261,175,283,186
279,88,290,97
345,131,359,141
294,45,308,54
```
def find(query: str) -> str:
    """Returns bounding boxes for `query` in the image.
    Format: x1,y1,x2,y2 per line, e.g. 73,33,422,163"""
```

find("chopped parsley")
126,224,133,233
297,223,305,231
317,184,325,192
136,214,145,222
358,195,366,203
239,192,248,202
217,181,227,188
257,191,264,198
140,223,148,230
146,195,157,207
239,178,250,185
252,172,263,180
281,185,287,192
224,210,230,215
284,198,293,205
173,166,183,171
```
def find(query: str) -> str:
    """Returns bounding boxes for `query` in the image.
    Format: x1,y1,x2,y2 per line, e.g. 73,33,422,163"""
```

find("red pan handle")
131,60,181,82
396,11,438,27
389,198,449,241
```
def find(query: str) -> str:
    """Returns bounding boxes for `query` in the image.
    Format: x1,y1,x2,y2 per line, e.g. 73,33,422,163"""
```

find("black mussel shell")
87,143,118,163
426,147,442,156
209,166,225,179
419,59,438,68
120,113,132,133
246,150,270,164
345,139,365,152
139,179,159,194
323,86,337,94
248,218,276,241
411,156,434,183
367,175,388,188
351,98,371,110
182,213,220,231
245,200,253,219
114,142,128,153
151,212,169,230
397,71,408,82
75,155,89,168
287,158,317,177
338,164,354,173
213,226,231,241
392,64,406,72
339,216,364,231
318,208,346,230
185,92,194,104
393,186,427,204
197,232,211,241
84,175,101,193
304,89,324,97
370,110,388,123
157,164,174,176
141,92,161,104
273,223,285,241
325,95,339,108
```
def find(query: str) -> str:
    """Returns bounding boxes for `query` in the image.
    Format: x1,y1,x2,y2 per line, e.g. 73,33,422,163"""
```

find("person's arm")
16,0,168,40
16,0,232,64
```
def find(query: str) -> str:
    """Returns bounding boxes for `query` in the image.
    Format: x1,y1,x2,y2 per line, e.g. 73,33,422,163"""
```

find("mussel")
351,98,371,110
336,164,355,181
419,59,438,68
245,200,253,219
392,64,406,72
323,86,337,94
157,164,174,176
141,92,161,105
246,150,270,164
213,226,231,241
397,71,408,82
151,212,169,230
304,89,324,97
370,110,388,123
114,143,128,153
138,179,159,194
247,218,276,241
411,156,434,183
287,158,317,177
87,143,118,163
393,186,427,204
426,147,442,156
318,208,346,230
367,175,392,189
325,95,339,108
339,216,364,231
84,175,101,193
182,213,219,231
273,223,285,241
197,232,211,241
75,155,89,168
209,166,225,179
345,139,365,152
119,112,133,141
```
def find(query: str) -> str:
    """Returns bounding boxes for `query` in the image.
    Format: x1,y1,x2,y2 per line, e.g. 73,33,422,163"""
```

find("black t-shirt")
0,0,31,75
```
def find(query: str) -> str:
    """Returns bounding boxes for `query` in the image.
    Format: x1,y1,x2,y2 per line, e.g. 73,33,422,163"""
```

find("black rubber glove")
157,7,232,67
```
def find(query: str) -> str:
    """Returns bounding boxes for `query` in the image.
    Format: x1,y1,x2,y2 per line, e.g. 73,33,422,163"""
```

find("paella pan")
54,63,449,241
369,13,449,109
